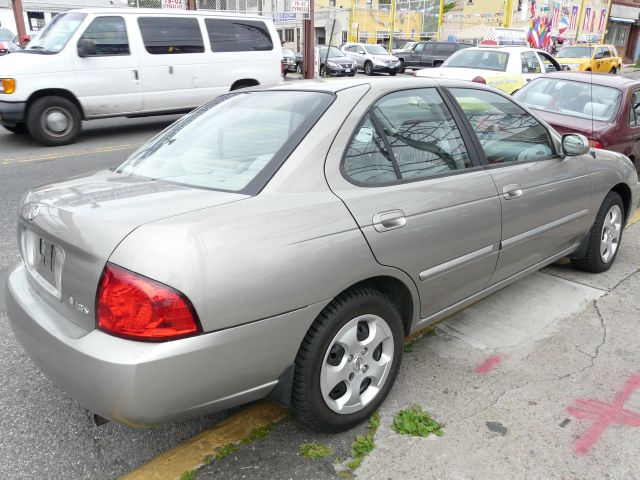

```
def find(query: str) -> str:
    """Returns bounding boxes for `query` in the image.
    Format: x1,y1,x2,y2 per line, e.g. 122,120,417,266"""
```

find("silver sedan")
6,78,639,432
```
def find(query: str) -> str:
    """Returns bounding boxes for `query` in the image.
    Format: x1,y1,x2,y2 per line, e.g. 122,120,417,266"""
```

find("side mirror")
77,38,97,57
562,134,590,156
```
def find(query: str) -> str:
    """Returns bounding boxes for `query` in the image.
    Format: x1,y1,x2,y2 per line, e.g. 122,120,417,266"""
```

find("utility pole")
502,0,513,28
436,0,444,41
303,0,315,79
602,0,612,44
388,0,396,50
187,0,196,10
576,0,587,41
349,0,356,42
11,0,27,45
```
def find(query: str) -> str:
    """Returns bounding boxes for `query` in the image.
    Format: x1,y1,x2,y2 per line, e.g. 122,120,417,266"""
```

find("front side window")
514,78,621,123
25,12,86,54
80,16,129,56
414,43,424,53
138,17,204,54
116,91,333,193
538,51,559,72
343,89,472,185
450,88,554,164
520,51,541,73
443,50,508,71
205,18,273,52
630,91,640,126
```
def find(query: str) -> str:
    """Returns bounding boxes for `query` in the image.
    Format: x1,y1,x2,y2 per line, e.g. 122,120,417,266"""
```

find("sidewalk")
358,222,640,479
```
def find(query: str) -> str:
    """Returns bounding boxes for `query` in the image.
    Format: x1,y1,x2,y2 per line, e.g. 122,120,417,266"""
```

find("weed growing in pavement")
345,411,380,470
393,405,443,437
298,442,334,460
241,422,278,444
403,327,436,353
215,443,239,460
202,454,215,466
403,339,415,353
179,470,196,480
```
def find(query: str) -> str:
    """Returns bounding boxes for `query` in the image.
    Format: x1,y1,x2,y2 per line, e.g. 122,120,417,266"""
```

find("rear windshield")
514,77,621,123
443,49,508,71
116,91,333,194
0,29,14,42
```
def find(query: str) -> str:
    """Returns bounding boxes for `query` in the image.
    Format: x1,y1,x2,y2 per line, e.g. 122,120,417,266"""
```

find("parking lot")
2,70,640,480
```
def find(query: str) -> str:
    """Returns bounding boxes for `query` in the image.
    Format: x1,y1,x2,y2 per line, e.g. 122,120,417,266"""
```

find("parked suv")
0,9,282,145
396,41,473,73
341,42,400,75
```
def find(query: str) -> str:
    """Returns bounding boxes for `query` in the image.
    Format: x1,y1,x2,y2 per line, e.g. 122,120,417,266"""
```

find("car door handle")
133,69,139,81
502,184,523,200
373,210,406,232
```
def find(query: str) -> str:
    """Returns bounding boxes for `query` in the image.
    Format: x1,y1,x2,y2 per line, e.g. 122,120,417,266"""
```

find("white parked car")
341,42,401,76
415,46,562,94
0,8,283,145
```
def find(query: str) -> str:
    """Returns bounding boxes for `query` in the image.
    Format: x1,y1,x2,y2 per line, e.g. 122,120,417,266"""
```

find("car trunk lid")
19,170,248,331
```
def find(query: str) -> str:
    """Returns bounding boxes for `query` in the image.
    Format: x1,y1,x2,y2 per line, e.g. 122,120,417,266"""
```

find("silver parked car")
341,42,401,76
6,79,638,432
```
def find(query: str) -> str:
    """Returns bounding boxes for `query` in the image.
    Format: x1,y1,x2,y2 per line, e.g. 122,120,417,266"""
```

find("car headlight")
0,78,16,94
564,64,581,71
327,61,339,68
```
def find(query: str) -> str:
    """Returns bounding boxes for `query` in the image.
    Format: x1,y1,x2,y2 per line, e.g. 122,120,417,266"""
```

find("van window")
435,43,456,55
138,17,204,54
205,19,273,52
80,16,129,56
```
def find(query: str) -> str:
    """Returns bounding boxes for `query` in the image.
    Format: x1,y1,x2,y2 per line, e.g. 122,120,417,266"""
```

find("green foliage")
404,339,415,353
179,471,196,480
443,1,457,14
298,442,334,460
241,422,277,444
393,405,444,437
344,411,380,471
215,443,239,460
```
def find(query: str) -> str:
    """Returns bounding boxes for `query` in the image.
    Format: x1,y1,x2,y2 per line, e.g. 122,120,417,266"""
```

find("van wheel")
3,123,28,134
571,191,624,273
292,287,403,432
27,96,81,146
364,61,374,76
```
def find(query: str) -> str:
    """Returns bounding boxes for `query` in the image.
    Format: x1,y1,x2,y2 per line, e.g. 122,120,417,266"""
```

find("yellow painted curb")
627,208,640,228
121,401,287,480
1,143,140,166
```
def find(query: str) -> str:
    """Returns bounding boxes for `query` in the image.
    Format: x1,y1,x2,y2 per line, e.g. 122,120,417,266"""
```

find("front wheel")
364,61,374,76
398,60,405,74
389,70,397,76
320,65,328,78
292,287,404,432
296,63,302,75
26,96,81,146
571,191,624,273
610,67,618,75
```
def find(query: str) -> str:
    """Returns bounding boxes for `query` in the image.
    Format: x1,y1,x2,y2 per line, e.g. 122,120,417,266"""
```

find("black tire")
3,123,28,134
283,71,287,77
398,60,406,74
610,67,617,75
26,96,81,146
389,70,397,76
292,287,404,432
320,65,328,78
571,191,624,273
296,63,302,75
433,61,443,68
585,68,591,72
364,61,374,76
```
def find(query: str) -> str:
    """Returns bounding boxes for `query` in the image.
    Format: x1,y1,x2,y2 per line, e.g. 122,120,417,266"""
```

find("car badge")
22,202,41,222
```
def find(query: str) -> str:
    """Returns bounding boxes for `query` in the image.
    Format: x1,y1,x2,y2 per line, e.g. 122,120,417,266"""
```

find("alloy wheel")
600,204,622,263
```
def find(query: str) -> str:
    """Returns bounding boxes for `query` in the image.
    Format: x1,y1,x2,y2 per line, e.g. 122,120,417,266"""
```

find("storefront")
605,3,640,62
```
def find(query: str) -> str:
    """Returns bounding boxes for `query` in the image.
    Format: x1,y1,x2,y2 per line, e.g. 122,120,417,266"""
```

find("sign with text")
291,0,309,14
162,0,185,9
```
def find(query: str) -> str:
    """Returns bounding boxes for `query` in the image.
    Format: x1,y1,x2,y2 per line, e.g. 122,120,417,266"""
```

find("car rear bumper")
6,264,327,427
0,100,26,126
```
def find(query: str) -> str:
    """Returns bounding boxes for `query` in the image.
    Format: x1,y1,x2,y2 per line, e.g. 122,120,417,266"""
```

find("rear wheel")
433,61,443,68
571,191,624,273
364,61,374,76
3,123,28,134
320,65,328,78
296,63,302,75
26,96,81,146
292,287,404,432
398,60,406,74
389,70,397,76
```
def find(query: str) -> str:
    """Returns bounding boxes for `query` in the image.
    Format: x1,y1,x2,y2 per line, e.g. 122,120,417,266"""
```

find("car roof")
465,46,545,53
540,71,640,89
58,8,266,19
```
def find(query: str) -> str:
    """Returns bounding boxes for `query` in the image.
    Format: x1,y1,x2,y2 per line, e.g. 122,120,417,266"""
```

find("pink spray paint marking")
567,373,640,456
474,355,502,375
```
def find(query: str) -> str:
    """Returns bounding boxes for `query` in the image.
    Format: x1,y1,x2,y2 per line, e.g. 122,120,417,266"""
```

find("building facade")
605,0,640,61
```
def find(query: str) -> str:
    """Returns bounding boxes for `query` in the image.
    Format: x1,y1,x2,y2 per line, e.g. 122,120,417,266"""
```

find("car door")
405,42,424,67
72,15,142,117
536,51,561,73
520,51,542,83
593,46,608,73
447,87,593,284
419,42,435,67
433,42,456,66
137,15,208,112
325,87,502,319
626,89,640,162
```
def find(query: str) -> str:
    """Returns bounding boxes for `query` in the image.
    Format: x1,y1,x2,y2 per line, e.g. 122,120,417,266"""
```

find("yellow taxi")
555,44,622,74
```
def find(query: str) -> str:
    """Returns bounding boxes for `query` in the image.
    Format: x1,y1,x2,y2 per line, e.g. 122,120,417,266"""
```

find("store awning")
610,17,636,24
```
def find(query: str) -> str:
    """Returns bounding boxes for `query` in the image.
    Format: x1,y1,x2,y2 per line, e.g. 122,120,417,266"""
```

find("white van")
0,9,283,145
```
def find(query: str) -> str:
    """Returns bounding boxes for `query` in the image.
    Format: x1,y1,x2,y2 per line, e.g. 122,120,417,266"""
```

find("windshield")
319,46,344,58
556,46,592,58
116,91,333,193
364,44,389,55
25,12,86,54
399,41,415,50
443,50,509,71
514,78,621,123
0,29,14,42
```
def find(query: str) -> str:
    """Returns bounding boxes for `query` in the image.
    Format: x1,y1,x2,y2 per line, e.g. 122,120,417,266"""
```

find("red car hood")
531,109,611,137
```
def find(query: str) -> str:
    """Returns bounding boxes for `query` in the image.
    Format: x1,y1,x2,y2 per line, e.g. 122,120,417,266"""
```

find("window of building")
138,17,204,54
285,28,294,42
205,18,273,52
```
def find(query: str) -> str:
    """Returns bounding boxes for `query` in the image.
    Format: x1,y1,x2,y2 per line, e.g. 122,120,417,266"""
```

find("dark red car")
514,72,640,168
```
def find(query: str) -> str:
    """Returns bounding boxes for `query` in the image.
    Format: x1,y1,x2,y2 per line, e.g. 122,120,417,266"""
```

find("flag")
598,8,607,33
590,10,596,32
551,6,560,29
569,5,579,30
583,7,591,31
531,0,536,18
558,16,569,34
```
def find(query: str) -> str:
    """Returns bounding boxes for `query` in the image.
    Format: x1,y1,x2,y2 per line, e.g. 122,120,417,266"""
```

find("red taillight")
97,263,200,341
472,76,486,84
589,139,604,149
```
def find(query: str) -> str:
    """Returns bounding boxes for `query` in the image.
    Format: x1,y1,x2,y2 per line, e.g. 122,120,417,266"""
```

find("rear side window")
80,16,129,55
435,43,456,55
138,17,204,54
205,19,273,52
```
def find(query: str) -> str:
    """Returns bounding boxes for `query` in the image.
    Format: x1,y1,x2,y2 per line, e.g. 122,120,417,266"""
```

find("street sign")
162,0,185,9
273,13,297,23
291,0,309,14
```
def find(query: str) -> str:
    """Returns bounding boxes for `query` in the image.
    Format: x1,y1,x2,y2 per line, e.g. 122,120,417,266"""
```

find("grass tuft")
298,442,334,460
344,411,380,471
392,405,443,437
179,470,196,480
